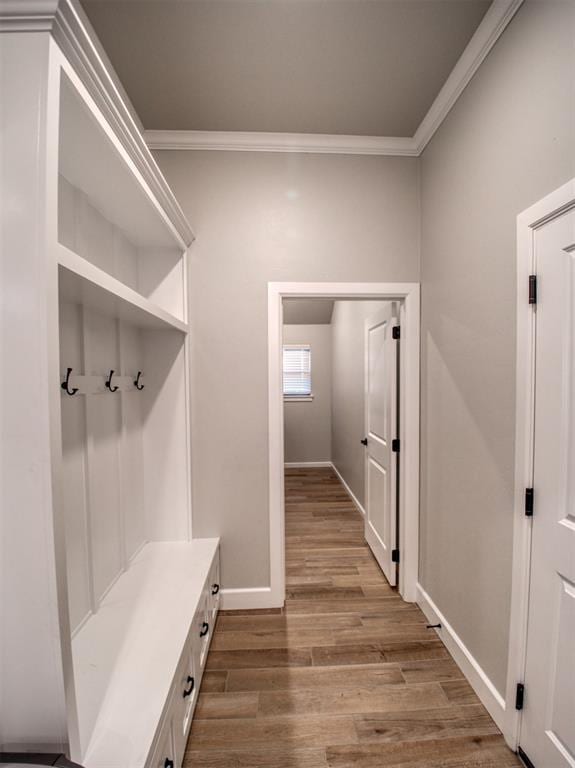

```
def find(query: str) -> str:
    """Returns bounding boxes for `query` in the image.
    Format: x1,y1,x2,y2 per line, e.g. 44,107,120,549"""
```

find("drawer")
208,553,221,620
172,649,198,765
150,717,176,768
193,591,211,670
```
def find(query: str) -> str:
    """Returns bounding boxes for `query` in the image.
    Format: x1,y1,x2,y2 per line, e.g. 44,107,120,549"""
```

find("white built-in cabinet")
0,3,219,766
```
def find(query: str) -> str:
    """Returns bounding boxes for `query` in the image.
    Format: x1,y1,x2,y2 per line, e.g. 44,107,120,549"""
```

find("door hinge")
392,438,400,453
525,488,534,517
391,549,400,563
515,683,525,711
529,275,537,305
392,325,401,340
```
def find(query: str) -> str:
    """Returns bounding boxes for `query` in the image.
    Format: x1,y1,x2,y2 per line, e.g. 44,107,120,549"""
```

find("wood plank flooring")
184,467,520,767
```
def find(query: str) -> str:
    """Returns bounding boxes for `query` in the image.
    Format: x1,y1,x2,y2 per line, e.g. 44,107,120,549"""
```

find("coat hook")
61,367,79,396
134,371,144,391
105,369,119,393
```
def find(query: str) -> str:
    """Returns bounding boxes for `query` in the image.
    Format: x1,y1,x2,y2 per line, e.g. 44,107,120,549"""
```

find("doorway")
268,282,420,608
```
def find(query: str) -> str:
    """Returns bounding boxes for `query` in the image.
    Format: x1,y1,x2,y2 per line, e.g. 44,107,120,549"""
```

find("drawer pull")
164,760,174,768
200,621,209,638
211,584,220,595
183,675,195,698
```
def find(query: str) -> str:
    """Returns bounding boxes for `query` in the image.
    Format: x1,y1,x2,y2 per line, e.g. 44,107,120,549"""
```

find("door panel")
364,304,398,585
367,457,388,546
521,207,575,768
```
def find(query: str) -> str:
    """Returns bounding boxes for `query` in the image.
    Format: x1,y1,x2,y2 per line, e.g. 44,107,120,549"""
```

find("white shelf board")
58,244,188,333
75,539,219,768
59,74,187,250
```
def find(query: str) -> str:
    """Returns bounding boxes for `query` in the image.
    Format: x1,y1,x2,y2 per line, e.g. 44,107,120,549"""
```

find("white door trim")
268,282,420,607
505,178,575,748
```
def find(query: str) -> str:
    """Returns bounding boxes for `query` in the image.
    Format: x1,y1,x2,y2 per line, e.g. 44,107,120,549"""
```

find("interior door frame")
505,177,575,749
268,282,420,607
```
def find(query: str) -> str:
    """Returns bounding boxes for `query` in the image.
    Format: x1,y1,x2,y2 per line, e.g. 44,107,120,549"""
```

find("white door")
363,304,398,586
520,207,575,768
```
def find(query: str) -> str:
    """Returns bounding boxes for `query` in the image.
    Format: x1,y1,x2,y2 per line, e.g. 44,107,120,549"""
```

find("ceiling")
283,299,335,325
81,0,491,137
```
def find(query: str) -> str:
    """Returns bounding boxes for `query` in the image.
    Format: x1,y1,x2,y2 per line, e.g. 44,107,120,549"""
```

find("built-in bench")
72,540,220,767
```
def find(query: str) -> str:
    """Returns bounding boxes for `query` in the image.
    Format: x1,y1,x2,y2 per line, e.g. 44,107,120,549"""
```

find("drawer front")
208,552,221,620
193,591,210,671
150,718,176,768
172,649,197,765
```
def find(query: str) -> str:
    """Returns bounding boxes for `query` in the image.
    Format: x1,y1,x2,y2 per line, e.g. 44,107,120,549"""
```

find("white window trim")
283,394,314,402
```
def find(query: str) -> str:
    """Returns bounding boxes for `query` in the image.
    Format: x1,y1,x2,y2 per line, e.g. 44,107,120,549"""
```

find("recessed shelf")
58,244,188,333
59,73,188,250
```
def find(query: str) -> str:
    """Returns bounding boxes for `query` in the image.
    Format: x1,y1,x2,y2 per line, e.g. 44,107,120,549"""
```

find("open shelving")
58,244,188,333
0,5,219,767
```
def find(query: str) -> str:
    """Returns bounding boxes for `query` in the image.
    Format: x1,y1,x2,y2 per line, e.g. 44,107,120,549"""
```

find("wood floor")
184,467,520,767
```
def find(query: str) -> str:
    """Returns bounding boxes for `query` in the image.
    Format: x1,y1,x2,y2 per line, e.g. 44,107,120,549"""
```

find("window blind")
283,345,312,396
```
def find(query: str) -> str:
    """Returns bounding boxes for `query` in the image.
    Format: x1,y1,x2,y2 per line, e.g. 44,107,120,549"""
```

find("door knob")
361,438,368,446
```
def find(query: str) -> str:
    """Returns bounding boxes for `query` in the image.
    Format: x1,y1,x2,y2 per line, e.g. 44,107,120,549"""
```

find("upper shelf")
58,244,188,333
59,72,186,251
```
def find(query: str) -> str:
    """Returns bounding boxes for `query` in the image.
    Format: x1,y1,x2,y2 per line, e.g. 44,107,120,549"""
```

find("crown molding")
145,0,523,158
0,0,195,246
145,130,418,156
413,0,524,153
2,0,523,161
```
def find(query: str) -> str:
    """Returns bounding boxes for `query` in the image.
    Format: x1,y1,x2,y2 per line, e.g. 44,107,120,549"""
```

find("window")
283,345,312,398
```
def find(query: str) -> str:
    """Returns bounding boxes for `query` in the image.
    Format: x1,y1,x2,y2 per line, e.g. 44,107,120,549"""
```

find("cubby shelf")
58,244,188,334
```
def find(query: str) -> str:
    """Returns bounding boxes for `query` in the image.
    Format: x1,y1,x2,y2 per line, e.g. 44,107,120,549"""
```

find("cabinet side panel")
0,33,69,748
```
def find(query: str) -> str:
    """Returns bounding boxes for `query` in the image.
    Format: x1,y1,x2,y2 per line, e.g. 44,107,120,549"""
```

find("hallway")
184,467,519,767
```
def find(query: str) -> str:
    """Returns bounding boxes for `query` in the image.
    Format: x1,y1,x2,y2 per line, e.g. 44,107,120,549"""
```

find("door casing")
268,282,420,607
506,178,575,749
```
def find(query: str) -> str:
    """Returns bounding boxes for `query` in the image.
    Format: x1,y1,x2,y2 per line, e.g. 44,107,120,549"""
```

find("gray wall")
420,0,575,695
154,150,420,588
283,324,332,464
331,300,389,507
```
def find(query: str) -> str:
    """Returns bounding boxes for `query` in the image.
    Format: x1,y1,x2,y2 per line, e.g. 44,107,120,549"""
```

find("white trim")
331,462,366,518
412,0,523,152
269,282,420,609
220,587,279,611
0,0,195,247
505,177,575,749
145,131,417,156
284,461,332,468
284,395,314,402
417,584,507,732
144,0,522,157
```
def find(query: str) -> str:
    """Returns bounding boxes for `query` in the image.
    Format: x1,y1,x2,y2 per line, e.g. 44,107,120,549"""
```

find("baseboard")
284,461,333,468
416,583,507,733
331,462,366,517
220,587,281,611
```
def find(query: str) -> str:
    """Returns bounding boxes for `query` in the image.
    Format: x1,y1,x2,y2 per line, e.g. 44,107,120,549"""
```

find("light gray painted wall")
283,324,332,464
154,150,420,588
331,300,389,507
420,0,575,695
